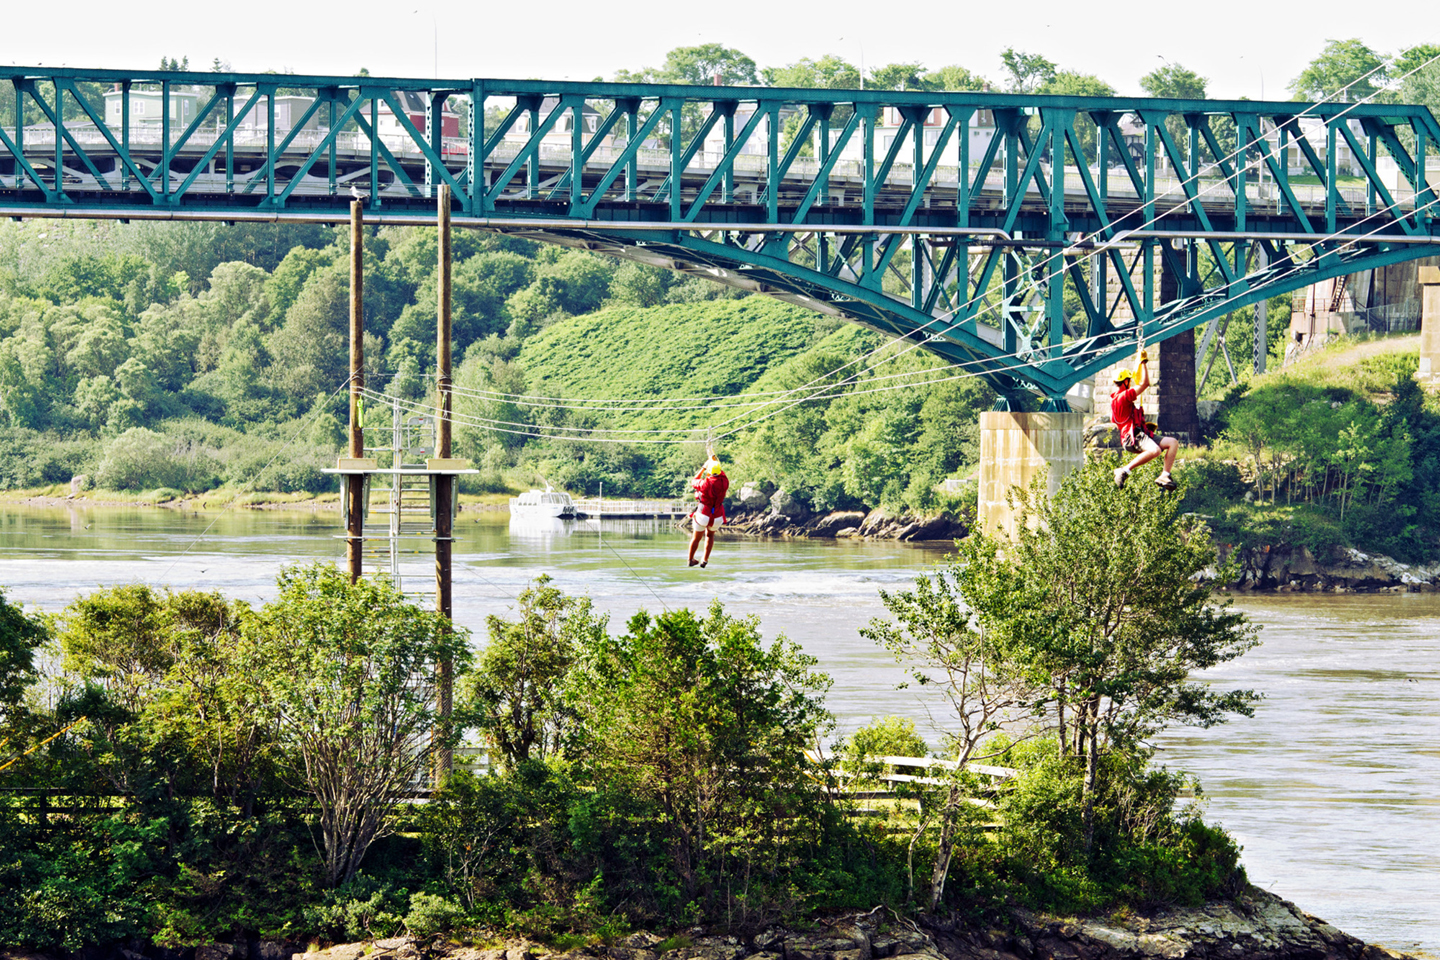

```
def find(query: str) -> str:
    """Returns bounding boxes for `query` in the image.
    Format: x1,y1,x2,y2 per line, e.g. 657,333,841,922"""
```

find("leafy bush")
986,739,1244,913
302,875,407,942
95,427,218,491
403,892,466,940
0,428,99,488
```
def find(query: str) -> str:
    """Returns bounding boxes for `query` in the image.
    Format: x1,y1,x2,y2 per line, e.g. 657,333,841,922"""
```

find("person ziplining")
686,449,729,568
1111,347,1180,492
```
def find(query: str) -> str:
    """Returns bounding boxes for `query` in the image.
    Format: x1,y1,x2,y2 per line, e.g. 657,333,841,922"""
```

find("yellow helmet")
1112,368,1133,385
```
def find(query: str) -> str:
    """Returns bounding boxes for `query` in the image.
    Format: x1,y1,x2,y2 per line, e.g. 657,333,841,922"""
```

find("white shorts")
693,511,714,531
1138,435,1160,454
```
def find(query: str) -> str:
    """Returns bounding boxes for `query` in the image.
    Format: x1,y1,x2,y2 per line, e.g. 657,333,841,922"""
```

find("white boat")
508,486,575,518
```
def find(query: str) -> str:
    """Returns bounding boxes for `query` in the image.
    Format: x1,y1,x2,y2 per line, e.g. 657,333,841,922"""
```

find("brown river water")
0,504,1435,955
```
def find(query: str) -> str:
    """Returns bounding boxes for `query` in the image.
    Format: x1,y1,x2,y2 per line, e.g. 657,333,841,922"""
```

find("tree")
58,584,178,711
266,268,349,401
762,55,861,91
921,64,990,92
0,588,45,730
1139,64,1209,161
92,427,192,491
1392,43,1440,80
863,559,1045,908
565,601,831,905
136,590,274,806
239,563,470,886
463,576,606,767
949,462,1259,851
618,43,759,87
1289,38,1387,102
1140,63,1208,100
1396,45,1440,120
1000,48,1057,93
609,261,675,308
867,62,927,92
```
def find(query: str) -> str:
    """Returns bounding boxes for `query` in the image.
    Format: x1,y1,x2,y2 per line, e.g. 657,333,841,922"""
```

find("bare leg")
701,530,715,565
1160,436,1179,472
1125,445,1161,473
687,528,704,565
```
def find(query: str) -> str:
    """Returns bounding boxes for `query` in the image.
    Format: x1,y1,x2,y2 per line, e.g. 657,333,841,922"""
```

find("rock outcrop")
286,889,1418,960
3,889,1417,960
722,492,968,543
1219,543,1440,592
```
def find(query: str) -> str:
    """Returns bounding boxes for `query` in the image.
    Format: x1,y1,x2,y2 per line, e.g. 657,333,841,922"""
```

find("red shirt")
1110,386,1150,439
694,472,729,521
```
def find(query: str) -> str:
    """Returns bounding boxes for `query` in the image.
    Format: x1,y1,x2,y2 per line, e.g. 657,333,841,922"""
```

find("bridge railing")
10,121,1386,214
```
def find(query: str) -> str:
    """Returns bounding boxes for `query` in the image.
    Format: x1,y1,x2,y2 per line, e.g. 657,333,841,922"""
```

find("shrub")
987,739,1244,913
94,427,218,491
403,892,465,940
302,875,407,942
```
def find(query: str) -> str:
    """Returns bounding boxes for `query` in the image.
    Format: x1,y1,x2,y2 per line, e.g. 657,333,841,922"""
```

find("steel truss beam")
3,66,1439,398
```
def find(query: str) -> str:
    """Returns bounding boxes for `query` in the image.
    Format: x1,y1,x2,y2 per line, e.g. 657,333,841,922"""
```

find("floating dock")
568,498,690,519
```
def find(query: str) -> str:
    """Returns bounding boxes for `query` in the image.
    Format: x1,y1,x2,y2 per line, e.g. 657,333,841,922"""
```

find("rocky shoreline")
721,484,968,543
721,484,1440,592
10,889,1415,960
1216,543,1440,593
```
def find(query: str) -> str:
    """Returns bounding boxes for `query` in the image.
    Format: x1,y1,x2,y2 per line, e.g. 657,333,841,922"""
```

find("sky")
4,0,1436,101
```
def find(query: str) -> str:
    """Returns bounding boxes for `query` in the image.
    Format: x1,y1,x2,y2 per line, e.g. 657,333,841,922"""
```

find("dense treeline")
0,463,1254,948
0,215,989,514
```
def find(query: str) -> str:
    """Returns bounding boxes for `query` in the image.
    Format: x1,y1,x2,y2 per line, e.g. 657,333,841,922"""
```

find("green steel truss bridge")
5,66,1440,402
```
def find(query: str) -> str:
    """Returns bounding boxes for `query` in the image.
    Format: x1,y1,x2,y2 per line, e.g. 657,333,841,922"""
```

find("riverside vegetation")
4,212,1440,564
0,462,1261,951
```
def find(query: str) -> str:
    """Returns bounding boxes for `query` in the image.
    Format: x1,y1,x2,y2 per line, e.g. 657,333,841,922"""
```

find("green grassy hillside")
518,298,831,403
1180,333,1440,561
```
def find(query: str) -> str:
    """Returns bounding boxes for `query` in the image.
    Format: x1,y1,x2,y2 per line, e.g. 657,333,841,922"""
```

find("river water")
0,504,1435,955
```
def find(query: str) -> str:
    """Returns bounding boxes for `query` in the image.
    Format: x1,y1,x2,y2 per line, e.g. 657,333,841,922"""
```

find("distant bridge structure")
4,66,1440,403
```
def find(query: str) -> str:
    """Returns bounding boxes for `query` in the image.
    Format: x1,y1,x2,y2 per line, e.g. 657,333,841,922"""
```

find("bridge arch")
4,67,1440,402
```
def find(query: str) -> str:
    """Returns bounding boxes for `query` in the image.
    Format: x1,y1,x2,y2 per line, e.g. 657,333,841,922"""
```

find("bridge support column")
1156,259,1200,443
1418,266,1440,388
978,411,1085,540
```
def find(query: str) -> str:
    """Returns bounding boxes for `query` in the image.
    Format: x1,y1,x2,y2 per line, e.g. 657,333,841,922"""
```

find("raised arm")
1134,349,1152,396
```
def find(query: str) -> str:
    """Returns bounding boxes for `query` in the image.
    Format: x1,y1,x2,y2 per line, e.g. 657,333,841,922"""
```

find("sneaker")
1155,474,1179,491
1114,467,1129,489
688,559,699,567
700,561,708,568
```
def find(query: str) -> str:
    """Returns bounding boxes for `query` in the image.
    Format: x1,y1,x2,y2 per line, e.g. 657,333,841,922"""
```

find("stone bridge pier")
977,411,1086,539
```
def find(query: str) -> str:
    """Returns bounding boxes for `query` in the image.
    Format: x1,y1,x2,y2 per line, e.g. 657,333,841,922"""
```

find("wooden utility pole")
346,200,365,583
434,185,454,781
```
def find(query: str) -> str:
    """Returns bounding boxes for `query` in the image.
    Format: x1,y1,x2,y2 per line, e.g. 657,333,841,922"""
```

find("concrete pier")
978,411,1086,539
1419,266,1440,388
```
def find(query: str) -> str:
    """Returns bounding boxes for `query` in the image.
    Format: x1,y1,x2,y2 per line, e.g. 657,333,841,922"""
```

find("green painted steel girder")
4,65,1440,397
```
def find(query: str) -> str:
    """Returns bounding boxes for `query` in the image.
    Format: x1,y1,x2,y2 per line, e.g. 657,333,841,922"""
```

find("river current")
0,504,1435,955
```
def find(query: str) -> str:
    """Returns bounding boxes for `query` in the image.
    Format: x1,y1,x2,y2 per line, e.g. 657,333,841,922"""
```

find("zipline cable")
157,378,355,581
390,183,1440,447
675,52,1440,425
710,190,1440,441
